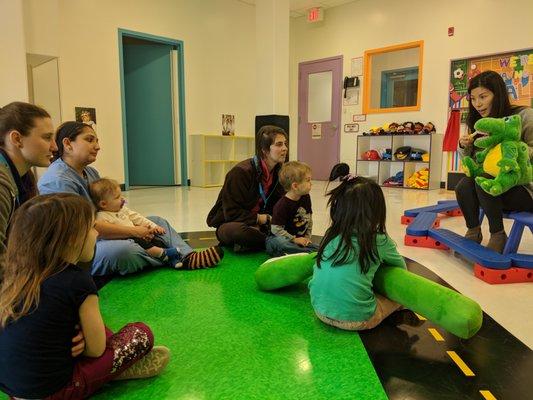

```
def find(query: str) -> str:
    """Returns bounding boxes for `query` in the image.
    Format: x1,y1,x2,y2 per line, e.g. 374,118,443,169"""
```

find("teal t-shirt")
308,234,406,322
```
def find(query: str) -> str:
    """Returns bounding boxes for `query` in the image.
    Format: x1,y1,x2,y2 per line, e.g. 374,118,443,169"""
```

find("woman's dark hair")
317,176,386,274
53,121,92,161
255,125,287,158
0,102,50,147
466,70,517,133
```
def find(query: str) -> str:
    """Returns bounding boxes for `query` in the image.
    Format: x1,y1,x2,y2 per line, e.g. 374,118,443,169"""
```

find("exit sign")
307,7,324,23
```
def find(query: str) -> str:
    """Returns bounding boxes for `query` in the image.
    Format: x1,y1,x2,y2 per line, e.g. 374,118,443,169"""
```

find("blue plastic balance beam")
404,202,461,217
427,228,511,269
509,253,533,268
406,212,438,236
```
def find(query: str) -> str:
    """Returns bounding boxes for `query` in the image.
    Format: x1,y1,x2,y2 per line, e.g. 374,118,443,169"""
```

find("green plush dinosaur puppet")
461,114,532,196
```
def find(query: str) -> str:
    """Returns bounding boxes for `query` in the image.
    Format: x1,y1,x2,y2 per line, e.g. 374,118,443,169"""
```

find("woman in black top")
207,125,287,251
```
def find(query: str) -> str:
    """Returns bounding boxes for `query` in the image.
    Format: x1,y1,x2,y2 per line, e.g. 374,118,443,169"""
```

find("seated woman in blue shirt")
38,121,223,276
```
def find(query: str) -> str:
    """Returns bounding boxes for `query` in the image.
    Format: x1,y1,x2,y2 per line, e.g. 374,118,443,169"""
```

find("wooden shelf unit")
355,133,443,190
189,134,255,187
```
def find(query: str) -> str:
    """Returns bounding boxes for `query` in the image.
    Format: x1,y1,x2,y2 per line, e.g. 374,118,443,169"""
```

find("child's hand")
131,226,152,240
151,226,166,235
293,237,311,247
257,214,270,225
71,325,85,357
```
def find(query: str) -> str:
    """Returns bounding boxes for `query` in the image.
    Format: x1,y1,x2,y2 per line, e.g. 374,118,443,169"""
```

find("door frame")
297,55,343,177
118,28,188,189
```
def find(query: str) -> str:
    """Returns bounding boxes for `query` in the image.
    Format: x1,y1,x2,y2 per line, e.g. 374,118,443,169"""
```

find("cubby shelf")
189,134,255,187
356,133,443,190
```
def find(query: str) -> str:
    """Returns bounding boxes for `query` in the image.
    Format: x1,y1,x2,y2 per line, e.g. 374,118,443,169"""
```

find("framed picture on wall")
222,114,235,136
75,107,97,132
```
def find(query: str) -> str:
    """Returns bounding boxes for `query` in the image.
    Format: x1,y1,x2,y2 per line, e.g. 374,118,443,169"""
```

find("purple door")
298,56,342,180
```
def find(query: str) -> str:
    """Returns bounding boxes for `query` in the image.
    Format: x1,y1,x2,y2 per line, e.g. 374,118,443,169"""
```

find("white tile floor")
123,182,533,349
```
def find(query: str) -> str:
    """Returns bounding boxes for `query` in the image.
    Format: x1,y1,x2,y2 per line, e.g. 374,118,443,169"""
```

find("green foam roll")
255,252,316,291
373,266,483,339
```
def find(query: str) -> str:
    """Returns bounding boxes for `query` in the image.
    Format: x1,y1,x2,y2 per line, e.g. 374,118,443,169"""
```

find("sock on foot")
181,246,224,270
465,226,482,244
486,230,507,254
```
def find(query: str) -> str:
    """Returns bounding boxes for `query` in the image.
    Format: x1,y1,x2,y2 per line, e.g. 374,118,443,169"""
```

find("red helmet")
362,150,381,160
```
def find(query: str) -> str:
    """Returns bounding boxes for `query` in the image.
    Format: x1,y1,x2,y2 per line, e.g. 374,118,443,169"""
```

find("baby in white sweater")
89,178,223,269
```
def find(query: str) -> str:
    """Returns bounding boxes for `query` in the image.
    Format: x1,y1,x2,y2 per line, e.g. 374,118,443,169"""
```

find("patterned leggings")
44,323,154,399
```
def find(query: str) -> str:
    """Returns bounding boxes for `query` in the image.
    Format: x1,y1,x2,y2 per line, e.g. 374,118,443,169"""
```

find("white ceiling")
238,0,358,18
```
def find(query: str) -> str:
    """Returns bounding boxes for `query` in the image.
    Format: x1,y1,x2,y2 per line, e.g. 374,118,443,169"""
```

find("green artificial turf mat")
1,251,387,400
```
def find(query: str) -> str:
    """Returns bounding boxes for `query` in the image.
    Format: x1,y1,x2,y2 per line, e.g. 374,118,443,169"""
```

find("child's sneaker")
180,246,224,270
162,247,182,268
114,346,170,380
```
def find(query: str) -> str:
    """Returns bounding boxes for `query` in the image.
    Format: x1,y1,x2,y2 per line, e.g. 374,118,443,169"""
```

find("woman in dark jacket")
207,125,287,251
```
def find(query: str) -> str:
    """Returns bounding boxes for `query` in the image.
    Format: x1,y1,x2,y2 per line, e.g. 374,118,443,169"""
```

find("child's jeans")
265,235,319,257
315,294,401,331
42,323,154,400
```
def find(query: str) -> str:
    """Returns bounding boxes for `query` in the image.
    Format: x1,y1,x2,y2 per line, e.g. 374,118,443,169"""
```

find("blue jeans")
265,235,319,257
91,216,193,276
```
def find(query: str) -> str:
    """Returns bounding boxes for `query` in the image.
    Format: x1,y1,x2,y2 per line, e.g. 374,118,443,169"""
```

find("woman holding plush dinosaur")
455,70,533,253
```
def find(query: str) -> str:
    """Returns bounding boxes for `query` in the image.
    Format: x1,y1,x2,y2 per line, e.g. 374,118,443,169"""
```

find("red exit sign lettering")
307,7,324,23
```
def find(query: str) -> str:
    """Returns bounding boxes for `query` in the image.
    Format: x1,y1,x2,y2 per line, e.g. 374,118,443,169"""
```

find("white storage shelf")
190,134,255,187
355,133,443,190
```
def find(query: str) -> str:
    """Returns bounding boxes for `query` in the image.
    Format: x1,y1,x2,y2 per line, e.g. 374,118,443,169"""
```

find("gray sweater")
0,163,17,261
457,107,533,198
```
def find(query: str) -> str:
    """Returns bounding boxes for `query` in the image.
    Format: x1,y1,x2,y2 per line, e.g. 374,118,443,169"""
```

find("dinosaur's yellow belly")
483,143,502,177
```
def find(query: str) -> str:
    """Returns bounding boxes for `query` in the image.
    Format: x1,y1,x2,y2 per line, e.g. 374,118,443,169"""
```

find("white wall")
289,0,533,178
23,0,256,182
0,0,28,105
22,0,59,57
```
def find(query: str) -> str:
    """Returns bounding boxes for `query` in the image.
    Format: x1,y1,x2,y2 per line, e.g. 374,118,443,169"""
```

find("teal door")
124,43,175,185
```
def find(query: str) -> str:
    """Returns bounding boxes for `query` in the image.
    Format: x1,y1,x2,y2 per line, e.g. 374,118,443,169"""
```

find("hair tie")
342,173,358,182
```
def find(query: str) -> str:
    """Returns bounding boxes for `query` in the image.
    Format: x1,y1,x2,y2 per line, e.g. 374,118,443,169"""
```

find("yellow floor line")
428,328,445,341
199,237,216,240
415,313,426,321
479,390,497,400
446,351,475,376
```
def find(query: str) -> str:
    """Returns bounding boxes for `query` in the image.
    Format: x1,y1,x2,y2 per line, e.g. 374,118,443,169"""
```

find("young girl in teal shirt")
309,175,407,331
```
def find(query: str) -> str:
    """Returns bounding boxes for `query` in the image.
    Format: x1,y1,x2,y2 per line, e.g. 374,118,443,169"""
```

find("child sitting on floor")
309,174,407,331
266,161,319,257
0,194,170,399
89,178,223,269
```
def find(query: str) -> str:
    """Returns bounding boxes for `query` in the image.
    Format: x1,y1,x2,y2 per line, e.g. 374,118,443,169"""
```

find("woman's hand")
293,237,311,247
459,133,474,148
131,226,153,240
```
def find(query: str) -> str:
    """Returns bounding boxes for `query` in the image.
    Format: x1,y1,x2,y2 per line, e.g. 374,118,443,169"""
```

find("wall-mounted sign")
307,7,324,23
344,123,359,133
352,114,366,122
351,57,363,76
